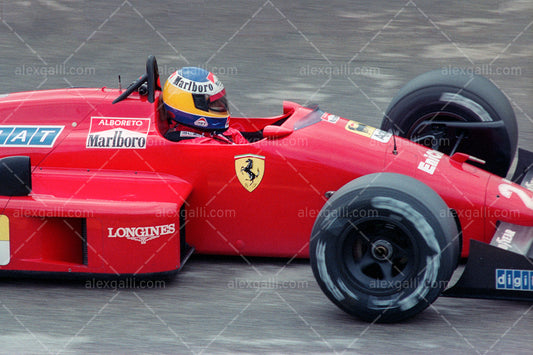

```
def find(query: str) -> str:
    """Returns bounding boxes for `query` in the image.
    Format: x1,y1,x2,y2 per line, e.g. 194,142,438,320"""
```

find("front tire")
310,173,460,323
380,70,517,177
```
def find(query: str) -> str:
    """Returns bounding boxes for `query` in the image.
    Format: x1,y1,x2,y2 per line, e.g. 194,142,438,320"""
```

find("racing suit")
164,124,248,144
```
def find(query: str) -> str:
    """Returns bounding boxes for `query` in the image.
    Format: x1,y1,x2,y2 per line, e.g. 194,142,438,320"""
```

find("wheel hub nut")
372,240,393,261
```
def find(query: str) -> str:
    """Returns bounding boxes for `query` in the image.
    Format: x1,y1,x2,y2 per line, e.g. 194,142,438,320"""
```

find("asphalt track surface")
0,0,532,354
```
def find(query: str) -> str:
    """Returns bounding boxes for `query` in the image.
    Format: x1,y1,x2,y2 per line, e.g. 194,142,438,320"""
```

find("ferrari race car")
0,56,531,322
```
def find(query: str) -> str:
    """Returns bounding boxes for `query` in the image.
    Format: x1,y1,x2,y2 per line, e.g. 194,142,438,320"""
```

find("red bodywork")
0,88,532,275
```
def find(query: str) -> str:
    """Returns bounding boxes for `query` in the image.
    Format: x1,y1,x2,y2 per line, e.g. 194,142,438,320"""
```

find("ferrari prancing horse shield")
235,154,265,192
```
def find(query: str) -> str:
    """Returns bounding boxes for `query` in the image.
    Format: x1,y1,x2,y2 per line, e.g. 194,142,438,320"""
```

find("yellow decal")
0,215,9,265
345,121,375,138
235,154,265,192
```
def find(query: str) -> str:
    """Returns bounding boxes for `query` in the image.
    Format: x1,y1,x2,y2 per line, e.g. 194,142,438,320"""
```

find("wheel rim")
407,112,466,153
341,217,420,295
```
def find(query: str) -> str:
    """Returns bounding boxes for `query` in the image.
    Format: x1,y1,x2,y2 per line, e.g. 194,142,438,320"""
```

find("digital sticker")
496,269,533,291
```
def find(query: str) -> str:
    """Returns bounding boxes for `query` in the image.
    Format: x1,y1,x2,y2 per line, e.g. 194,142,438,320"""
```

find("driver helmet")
162,67,229,131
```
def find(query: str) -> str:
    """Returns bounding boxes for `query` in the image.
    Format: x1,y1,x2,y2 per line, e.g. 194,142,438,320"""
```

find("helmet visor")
191,90,229,115
208,95,228,113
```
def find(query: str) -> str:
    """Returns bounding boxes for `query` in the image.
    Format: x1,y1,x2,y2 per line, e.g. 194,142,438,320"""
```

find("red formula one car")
0,56,531,322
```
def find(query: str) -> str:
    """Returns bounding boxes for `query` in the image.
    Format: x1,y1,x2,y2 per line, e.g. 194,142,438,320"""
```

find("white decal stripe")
499,184,533,210
0,241,9,266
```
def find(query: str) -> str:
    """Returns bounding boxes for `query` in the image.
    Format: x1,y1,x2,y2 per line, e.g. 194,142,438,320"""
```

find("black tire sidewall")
310,173,459,322
384,85,502,133
380,70,517,177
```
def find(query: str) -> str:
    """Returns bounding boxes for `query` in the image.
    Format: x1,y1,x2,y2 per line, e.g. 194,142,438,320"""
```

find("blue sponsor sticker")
496,269,533,291
0,126,63,147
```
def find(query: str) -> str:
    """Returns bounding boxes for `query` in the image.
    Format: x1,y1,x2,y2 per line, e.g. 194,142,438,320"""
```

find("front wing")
445,148,533,300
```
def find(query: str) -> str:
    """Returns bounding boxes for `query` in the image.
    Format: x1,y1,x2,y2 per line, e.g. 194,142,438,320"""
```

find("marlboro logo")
86,117,150,149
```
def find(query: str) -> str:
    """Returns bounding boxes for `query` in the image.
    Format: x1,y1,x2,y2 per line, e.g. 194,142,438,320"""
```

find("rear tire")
380,70,517,177
310,173,460,323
